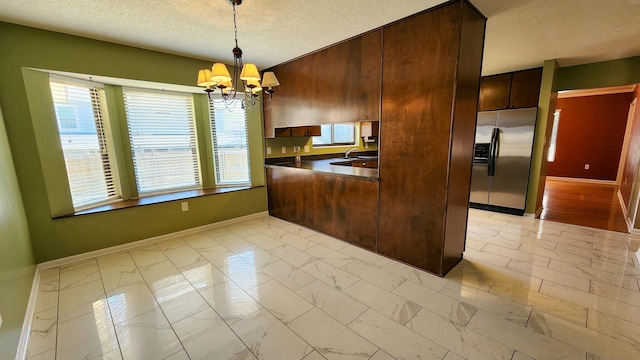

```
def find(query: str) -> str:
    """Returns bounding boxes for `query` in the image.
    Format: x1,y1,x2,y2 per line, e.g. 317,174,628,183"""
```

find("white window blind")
209,100,251,185
49,79,119,209
124,89,200,194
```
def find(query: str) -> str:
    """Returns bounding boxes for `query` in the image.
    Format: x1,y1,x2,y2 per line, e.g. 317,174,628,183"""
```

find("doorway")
539,85,639,233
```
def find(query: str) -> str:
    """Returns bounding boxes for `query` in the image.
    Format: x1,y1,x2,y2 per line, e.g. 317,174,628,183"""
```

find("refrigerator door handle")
488,127,500,176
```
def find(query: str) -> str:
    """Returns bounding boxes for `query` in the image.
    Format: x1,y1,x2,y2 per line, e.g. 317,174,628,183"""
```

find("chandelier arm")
200,0,278,109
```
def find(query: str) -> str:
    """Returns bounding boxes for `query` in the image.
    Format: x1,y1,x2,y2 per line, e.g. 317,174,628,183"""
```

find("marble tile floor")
24,209,640,360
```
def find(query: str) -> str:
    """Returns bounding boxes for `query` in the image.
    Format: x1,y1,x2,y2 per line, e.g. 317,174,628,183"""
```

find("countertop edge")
264,162,380,182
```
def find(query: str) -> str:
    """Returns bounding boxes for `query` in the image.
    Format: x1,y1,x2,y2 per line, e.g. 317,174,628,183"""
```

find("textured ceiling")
1,0,640,75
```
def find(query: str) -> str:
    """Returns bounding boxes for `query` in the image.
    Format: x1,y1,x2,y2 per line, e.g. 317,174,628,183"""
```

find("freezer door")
488,108,537,210
470,111,497,205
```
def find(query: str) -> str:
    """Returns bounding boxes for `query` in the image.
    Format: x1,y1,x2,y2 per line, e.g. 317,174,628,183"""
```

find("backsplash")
264,135,377,158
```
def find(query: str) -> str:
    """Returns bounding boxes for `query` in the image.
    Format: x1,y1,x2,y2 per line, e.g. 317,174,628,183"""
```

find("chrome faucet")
345,148,358,159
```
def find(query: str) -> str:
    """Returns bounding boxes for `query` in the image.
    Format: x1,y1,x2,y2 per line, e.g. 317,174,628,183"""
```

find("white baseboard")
546,176,617,186
523,213,536,218
38,211,268,270
17,211,268,360
617,190,634,234
15,267,40,360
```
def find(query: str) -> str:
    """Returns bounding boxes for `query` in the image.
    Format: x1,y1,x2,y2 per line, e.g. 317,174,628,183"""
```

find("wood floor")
539,178,629,233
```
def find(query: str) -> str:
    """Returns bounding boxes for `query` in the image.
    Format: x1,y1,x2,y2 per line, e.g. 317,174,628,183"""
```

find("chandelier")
197,0,280,108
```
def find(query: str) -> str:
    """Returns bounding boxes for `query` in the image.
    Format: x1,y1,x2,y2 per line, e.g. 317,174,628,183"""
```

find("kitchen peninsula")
266,153,379,251
264,0,486,277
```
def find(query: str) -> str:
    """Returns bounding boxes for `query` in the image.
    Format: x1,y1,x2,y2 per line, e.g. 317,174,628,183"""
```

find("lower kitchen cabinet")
266,167,378,250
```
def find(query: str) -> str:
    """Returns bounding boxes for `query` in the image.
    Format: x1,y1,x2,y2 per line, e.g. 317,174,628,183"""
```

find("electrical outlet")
304,145,310,152
584,164,590,170
281,147,286,154
181,202,189,212
266,147,271,155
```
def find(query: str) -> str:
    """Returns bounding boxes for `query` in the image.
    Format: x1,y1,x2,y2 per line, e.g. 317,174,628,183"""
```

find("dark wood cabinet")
378,0,485,276
509,68,543,108
263,30,382,138
264,0,486,277
266,167,378,250
351,160,378,168
478,73,511,111
275,125,321,137
291,126,321,137
478,68,542,111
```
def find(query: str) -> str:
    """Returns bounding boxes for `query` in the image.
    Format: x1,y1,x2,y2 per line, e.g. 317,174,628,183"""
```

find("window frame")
122,87,202,196
49,76,121,211
547,109,561,163
208,99,252,187
30,68,264,217
312,123,358,147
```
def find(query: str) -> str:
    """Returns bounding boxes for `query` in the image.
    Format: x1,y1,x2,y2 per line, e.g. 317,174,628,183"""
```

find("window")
209,100,251,185
312,123,356,146
44,72,258,215
124,89,200,194
49,79,119,209
547,110,561,162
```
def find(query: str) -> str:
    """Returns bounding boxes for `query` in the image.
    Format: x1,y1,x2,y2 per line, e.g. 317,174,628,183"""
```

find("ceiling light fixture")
197,0,280,108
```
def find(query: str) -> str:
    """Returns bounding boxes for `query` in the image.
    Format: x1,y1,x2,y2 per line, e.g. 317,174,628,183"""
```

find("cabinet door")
478,73,511,111
263,30,382,137
275,128,292,137
290,126,308,137
509,68,543,108
289,126,322,137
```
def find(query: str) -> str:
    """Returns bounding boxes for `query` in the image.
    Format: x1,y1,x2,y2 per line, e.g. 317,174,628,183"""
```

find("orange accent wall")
547,93,634,180
620,87,640,211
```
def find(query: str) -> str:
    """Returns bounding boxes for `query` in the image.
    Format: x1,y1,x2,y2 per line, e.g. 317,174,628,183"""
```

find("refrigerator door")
488,108,537,210
469,111,498,205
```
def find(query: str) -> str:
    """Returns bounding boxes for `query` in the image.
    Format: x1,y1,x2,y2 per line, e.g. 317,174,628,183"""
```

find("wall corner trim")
14,269,40,360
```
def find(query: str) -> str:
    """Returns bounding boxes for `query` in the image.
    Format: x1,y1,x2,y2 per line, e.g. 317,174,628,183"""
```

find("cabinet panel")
275,128,292,137
291,126,321,137
266,167,378,250
509,68,543,108
378,0,484,275
478,73,511,111
478,68,543,111
264,30,382,137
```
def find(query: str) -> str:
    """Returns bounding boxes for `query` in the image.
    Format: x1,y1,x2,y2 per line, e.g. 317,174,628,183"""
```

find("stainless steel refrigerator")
470,107,537,215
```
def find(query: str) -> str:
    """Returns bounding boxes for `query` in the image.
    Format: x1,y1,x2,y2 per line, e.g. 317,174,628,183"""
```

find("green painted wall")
526,60,559,214
0,106,36,360
557,56,640,91
0,22,267,262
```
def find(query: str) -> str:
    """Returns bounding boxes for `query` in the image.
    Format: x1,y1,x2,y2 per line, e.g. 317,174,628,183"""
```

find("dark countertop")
265,157,379,181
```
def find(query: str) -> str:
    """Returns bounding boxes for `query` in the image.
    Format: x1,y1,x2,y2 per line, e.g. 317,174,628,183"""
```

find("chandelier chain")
233,4,239,49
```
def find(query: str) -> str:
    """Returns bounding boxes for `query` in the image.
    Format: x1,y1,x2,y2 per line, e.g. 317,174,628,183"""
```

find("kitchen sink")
331,158,378,169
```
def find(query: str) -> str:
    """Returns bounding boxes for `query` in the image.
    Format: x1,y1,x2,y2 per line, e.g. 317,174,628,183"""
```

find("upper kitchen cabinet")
478,73,511,110
263,30,382,138
509,68,543,108
378,0,486,276
478,68,543,111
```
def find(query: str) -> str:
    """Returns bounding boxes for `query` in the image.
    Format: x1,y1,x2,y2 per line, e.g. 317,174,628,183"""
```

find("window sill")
54,186,262,219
